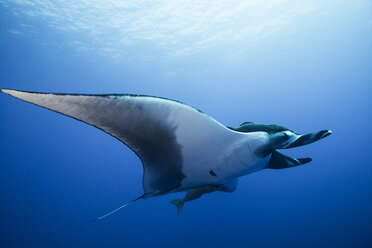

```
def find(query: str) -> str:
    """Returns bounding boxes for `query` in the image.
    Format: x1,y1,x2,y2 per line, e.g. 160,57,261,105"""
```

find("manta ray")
2,89,331,219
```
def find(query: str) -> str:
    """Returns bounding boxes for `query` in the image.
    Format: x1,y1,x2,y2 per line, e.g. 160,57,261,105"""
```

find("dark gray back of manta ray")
227,122,328,169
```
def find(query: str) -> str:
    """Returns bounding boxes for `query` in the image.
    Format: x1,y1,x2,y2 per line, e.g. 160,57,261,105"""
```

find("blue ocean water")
0,1,371,247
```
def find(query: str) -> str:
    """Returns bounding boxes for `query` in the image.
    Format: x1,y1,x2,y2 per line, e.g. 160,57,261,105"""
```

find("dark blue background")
1,1,371,247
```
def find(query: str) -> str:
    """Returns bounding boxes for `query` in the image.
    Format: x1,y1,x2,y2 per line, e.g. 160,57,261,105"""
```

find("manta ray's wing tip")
1,89,13,94
1,89,32,101
1,89,20,97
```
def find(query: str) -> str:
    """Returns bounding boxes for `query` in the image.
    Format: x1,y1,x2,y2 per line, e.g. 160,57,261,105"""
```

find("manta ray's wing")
2,89,233,196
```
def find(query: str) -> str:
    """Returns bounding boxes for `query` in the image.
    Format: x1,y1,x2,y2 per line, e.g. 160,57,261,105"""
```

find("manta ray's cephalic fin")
266,150,312,169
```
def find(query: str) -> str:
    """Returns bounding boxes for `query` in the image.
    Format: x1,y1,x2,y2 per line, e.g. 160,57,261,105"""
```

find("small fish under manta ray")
1,89,332,219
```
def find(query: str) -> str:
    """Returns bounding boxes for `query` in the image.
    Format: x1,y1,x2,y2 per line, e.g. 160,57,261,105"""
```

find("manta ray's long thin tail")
91,194,145,221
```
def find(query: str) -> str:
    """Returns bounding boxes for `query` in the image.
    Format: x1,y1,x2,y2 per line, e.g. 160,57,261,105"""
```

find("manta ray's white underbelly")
178,131,271,189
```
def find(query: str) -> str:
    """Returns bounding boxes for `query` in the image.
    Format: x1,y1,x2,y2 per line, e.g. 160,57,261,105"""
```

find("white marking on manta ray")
1,89,332,219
